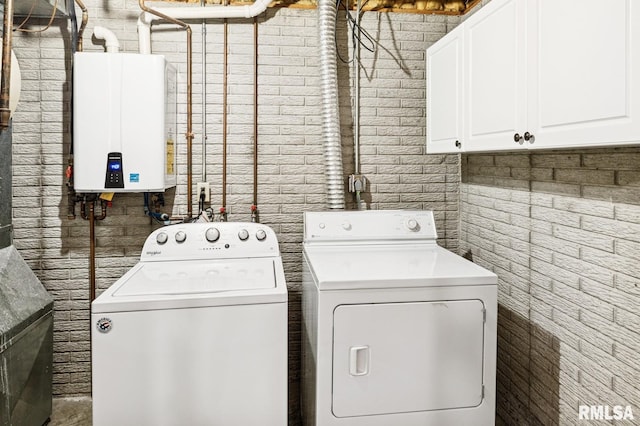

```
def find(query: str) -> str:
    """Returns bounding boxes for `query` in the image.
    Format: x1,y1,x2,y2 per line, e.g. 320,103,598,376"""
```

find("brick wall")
460,148,640,425
10,3,460,423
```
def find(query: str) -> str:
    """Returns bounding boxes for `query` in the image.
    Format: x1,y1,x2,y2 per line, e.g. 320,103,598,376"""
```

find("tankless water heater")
73,53,177,192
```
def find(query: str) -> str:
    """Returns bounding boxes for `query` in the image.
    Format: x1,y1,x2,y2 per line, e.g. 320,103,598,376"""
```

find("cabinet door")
528,0,640,148
426,27,464,154
464,0,527,152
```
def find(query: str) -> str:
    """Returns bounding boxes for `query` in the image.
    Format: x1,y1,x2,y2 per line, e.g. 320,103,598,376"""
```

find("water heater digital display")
73,53,177,193
104,152,124,189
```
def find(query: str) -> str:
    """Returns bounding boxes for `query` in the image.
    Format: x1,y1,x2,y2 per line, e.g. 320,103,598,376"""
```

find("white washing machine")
91,222,287,426
301,210,497,426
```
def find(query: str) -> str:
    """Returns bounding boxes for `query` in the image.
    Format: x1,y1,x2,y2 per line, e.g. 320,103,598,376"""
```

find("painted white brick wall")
10,2,460,422
460,149,640,425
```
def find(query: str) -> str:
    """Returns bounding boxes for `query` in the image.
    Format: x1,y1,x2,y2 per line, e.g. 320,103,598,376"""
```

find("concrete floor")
50,397,92,426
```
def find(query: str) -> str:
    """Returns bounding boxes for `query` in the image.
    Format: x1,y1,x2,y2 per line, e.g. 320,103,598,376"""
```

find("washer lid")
113,257,276,297
304,244,496,289
92,257,287,313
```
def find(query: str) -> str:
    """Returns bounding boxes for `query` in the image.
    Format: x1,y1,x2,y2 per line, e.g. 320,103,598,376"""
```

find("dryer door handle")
349,346,370,376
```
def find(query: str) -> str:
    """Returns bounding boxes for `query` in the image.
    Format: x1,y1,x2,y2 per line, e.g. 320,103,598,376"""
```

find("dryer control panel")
304,210,438,243
141,222,280,262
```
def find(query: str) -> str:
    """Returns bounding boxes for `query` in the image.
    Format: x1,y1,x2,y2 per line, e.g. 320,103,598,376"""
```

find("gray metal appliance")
0,246,54,426
0,128,53,426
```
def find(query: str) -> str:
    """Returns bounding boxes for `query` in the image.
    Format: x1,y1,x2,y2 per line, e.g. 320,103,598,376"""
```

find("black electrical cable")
69,0,78,159
69,0,78,55
67,0,79,219
347,0,375,51
335,0,376,64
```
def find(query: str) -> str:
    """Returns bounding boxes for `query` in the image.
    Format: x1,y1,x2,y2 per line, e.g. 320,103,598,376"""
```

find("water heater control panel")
104,152,124,189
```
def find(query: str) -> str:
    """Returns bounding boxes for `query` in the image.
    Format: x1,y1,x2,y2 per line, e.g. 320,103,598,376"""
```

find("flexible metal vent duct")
318,0,346,209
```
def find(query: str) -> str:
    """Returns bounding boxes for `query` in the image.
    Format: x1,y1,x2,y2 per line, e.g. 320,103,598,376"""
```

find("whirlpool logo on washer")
96,317,113,334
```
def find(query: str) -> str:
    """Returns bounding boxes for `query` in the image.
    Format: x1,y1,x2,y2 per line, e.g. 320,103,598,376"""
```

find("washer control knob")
205,227,220,243
156,232,168,245
238,229,250,241
175,230,187,243
256,229,267,241
342,222,352,231
405,218,419,231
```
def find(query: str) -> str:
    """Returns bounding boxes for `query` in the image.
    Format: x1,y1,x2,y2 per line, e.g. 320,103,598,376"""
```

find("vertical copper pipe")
75,0,89,52
222,18,228,212
201,0,207,183
89,201,96,302
186,29,194,218
139,0,194,217
0,0,15,129
252,17,258,208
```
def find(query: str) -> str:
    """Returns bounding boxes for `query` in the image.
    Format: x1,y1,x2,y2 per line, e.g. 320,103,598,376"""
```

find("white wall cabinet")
426,0,640,153
529,0,640,149
464,0,526,152
426,28,464,154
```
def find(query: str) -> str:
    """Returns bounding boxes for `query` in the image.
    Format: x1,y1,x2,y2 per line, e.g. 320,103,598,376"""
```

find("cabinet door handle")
455,140,461,148
524,132,533,142
514,133,522,142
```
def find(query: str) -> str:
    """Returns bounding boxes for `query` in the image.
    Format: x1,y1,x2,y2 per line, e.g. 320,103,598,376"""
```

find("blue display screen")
108,161,121,171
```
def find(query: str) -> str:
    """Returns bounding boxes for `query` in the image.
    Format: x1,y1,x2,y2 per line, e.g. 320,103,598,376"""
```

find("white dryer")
91,222,287,426
301,210,497,426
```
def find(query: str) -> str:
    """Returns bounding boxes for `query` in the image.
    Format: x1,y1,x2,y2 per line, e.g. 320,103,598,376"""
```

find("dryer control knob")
256,229,267,241
156,232,168,245
238,229,250,241
405,218,419,231
175,230,187,243
342,222,352,231
205,227,220,243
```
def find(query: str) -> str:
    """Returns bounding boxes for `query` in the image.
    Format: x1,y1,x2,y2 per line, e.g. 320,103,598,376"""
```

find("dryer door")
332,300,485,417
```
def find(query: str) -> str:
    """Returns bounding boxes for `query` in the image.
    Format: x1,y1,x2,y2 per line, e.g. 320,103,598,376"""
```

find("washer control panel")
142,222,279,261
304,210,438,242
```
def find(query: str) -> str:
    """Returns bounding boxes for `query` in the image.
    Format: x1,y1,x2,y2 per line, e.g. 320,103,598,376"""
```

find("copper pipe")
75,0,89,52
66,156,77,219
139,0,194,218
96,200,108,220
200,0,207,183
0,0,15,129
84,198,107,301
222,17,228,213
89,201,96,302
186,28,194,218
252,17,258,208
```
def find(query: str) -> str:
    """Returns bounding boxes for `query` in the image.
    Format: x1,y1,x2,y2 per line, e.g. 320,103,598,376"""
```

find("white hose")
93,26,120,53
137,0,271,54
318,0,346,209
